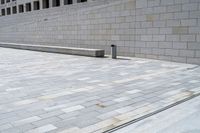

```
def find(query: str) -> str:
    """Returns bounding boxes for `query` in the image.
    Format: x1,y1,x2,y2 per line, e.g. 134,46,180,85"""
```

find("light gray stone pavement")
0,47,200,133
114,94,200,133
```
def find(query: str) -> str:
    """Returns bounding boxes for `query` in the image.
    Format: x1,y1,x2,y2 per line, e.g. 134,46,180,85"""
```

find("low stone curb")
0,42,105,57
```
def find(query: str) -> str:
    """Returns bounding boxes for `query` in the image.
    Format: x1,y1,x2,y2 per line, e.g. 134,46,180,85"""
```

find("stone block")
146,28,159,34
161,0,174,5
174,12,189,19
165,49,179,56
136,0,147,8
173,42,187,49
147,0,160,7
196,51,200,57
172,26,188,34
166,35,180,41
152,48,165,55
153,21,166,27
181,19,197,26
172,57,187,63
180,35,196,42
146,42,159,48
153,35,165,41
197,35,200,42
167,5,182,12
189,27,200,34
141,35,153,41
187,58,200,65
146,15,156,22
160,28,172,34
167,20,181,27
179,50,195,57
159,42,173,48
182,3,198,11
174,0,190,4
188,42,200,50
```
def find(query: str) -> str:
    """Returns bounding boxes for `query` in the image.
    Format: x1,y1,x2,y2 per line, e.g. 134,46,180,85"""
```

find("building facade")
0,0,200,65
0,0,88,15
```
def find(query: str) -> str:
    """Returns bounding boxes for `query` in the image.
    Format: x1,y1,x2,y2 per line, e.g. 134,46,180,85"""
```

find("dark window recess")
12,6,17,14
19,4,24,13
64,0,72,5
1,9,5,16
6,7,11,15
42,0,49,9
52,0,60,7
1,0,5,4
33,1,40,10
77,0,87,3
26,3,31,12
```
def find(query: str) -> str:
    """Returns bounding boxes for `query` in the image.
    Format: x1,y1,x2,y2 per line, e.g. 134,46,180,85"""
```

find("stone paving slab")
0,48,200,133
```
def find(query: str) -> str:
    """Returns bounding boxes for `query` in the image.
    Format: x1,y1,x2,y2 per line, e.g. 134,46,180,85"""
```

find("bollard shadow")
115,57,131,60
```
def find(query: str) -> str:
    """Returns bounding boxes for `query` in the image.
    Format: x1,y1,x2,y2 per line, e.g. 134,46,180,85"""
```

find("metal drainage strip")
104,91,200,133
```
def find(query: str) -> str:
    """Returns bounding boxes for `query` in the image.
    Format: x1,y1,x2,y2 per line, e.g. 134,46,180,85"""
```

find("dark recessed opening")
64,0,72,5
33,1,40,10
77,0,87,3
26,3,31,12
1,0,5,4
6,7,11,15
1,9,5,16
12,6,17,14
42,0,49,9
19,4,24,13
52,0,60,7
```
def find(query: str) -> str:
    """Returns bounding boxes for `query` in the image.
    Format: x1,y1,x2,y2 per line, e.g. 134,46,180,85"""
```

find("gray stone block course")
173,42,187,49
165,49,179,56
181,19,197,26
159,42,173,49
187,57,200,64
179,50,195,57
167,5,182,12
174,12,189,19
161,0,174,6
188,42,200,50
166,35,180,41
0,0,200,65
196,51,200,57
182,3,199,11
180,35,196,42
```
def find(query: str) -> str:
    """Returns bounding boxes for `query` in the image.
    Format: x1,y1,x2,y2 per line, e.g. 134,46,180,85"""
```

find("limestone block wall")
0,0,200,65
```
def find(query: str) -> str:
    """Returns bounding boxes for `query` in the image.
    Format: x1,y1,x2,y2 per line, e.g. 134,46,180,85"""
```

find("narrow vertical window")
26,3,31,12
1,0,5,4
64,0,72,5
33,1,40,10
52,0,60,7
19,4,24,13
1,9,5,16
43,0,49,9
6,7,11,15
12,6,17,14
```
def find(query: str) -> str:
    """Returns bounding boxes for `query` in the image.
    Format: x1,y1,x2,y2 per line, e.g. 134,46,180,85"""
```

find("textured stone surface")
0,0,200,64
0,48,200,133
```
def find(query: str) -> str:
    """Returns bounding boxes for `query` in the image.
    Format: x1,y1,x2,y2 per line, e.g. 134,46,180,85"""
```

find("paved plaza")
0,47,200,133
